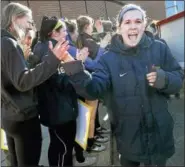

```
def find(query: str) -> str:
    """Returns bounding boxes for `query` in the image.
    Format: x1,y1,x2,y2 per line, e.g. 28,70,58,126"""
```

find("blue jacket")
67,32,183,163
66,34,104,72
66,34,77,58
33,39,78,127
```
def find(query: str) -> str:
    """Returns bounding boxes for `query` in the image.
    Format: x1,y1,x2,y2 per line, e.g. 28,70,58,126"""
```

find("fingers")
26,48,31,53
149,83,154,86
81,47,88,52
151,65,157,72
146,72,157,86
60,41,69,51
103,33,111,41
79,47,89,57
146,72,156,78
81,50,89,57
48,41,53,50
60,42,69,53
95,20,104,33
147,77,157,83
95,20,102,28
23,46,31,58
51,39,70,61
76,50,89,62
24,47,31,53
63,52,75,62
105,33,111,39
54,38,67,50
56,41,69,57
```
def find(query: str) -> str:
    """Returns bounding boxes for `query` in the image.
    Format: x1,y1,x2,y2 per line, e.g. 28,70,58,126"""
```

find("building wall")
160,16,184,64
123,1,166,21
1,1,166,30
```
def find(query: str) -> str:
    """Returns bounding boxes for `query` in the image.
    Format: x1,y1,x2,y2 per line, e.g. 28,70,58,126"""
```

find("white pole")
173,1,178,14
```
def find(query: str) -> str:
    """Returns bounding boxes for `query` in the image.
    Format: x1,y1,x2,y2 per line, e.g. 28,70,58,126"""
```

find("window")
165,1,184,17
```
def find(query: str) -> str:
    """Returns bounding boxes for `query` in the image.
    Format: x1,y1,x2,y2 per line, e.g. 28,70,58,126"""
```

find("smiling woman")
117,4,147,47
61,3,184,167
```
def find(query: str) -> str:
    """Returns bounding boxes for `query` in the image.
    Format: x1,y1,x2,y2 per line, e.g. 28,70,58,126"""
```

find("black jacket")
1,29,61,122
76,32,99,60
33,39,78,127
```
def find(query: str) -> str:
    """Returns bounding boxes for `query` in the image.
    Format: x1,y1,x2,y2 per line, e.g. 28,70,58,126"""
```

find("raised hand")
23,45,32,59
49,38,74,62
100,33,111,48
76,47,89,62
95,19,104,33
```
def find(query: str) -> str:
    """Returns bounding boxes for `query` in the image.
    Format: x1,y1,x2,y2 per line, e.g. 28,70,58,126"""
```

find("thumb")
48,41,53,50
84,47,88,52
76,49,79,55
151,65,157,72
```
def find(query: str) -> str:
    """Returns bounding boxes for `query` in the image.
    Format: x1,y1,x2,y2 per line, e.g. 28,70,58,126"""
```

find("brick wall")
1,1,166,30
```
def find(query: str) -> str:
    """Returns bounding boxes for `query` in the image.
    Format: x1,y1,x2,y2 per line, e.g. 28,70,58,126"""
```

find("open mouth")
128,34,138,41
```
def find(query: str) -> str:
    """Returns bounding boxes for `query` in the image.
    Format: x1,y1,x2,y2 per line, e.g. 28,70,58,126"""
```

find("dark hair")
112,25,117,32
101,20,113,32
150,23,157,30
39,16,63,42
76,15,94,34
65,20,77,34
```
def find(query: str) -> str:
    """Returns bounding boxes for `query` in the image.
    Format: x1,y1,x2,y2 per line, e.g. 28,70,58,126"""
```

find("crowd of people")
1,2,184,167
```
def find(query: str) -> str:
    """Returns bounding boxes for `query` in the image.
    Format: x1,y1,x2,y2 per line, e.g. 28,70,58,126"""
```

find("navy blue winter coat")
66,32,183,164
33,39,78,127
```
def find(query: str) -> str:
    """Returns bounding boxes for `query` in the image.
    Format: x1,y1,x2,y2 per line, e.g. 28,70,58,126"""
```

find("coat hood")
1,29,17,41
109,31,154,55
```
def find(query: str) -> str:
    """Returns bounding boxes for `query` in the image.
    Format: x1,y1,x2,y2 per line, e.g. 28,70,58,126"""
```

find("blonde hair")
1,2,32,30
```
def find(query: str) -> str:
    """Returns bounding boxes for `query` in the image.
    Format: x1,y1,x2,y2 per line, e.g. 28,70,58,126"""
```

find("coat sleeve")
159,44,184,94
62,55,111,99
84,47,105,71
1,38,60,92
33,42,68,89
84,38,99,60
67,45,77,58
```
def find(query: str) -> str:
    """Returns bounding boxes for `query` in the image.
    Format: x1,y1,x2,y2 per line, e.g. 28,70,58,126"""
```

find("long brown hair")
76,15,94,34
76,15,94,49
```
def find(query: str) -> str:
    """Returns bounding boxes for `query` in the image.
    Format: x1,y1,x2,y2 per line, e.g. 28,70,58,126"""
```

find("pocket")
154,109,174,150
152,96,174,148
115,96,145,155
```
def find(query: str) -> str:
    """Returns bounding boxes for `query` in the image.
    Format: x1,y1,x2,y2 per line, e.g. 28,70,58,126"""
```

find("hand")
62,52,75,62
76,47,89,62
49,38,72,62
95,19,104,33
146,65,157,87
23,45,32,59
147,72,157,86
100,33,111,48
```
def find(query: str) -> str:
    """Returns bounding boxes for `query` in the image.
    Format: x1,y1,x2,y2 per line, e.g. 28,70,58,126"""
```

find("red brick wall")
1,1,166,30
28,1,61,30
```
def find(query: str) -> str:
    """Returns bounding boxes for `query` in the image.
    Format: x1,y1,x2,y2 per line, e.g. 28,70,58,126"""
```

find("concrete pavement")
1,97,184,166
